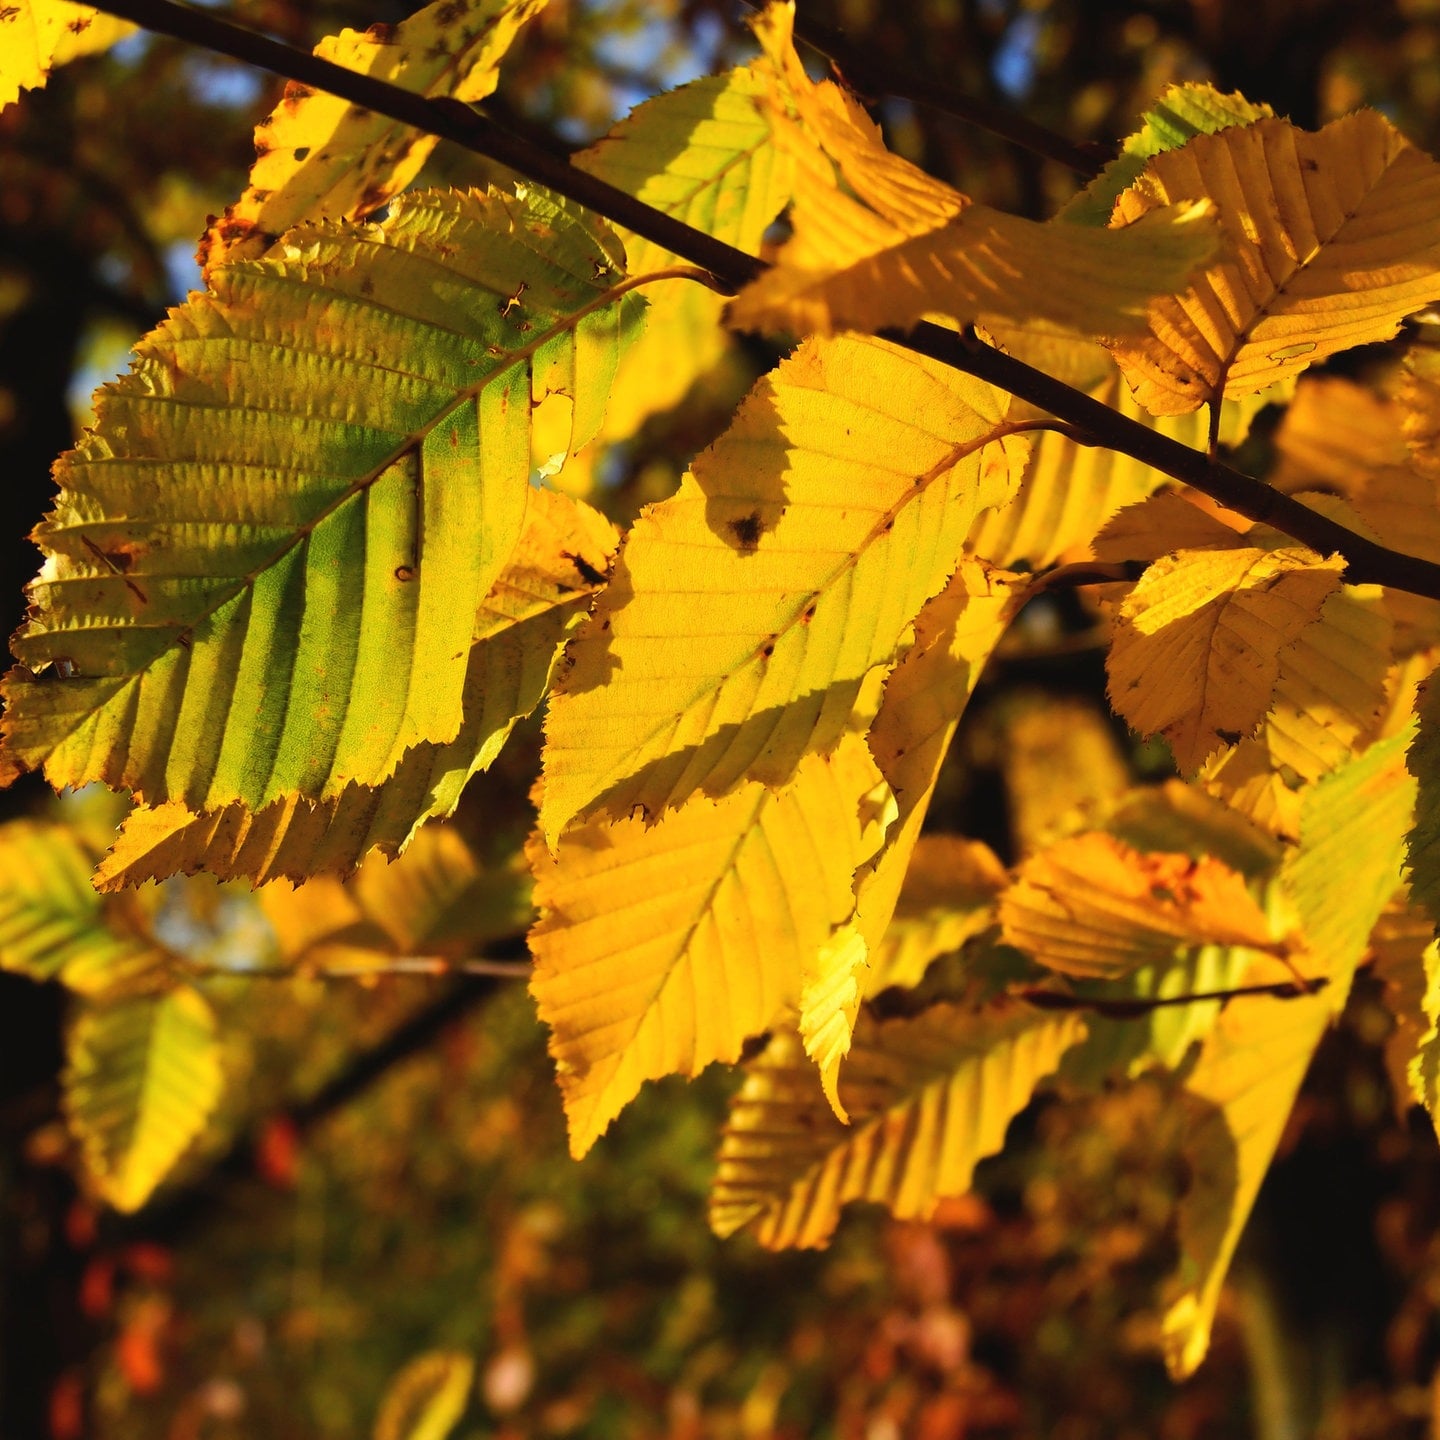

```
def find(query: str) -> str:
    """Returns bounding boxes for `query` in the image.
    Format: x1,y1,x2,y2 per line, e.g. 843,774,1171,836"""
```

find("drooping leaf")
2,187,642,814
725,5,1217,340
1064,82,1273,228
708,1002,1085,1248
1369,900,1435,1118
1106,547,1345,773
1162,988,1331,1378
574,67,794,441
199,0,548,277
93,487,616,888
64,985,225,1212
373,1351,475,1440
529,733,893,1157
999,832,1279,980
0,819,164,996
1109,111,1440,414
0,1,133,111
539,334,1027,839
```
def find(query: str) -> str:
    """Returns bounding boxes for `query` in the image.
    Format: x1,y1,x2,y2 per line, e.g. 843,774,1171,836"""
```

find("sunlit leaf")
726,5,1217,340
1162,988,1331,1378
529,733,892,1157
373,1350,474,1440
0,1,133,111
709,1002,1085,1248
199,0,548,277
64,985,224,1212
539,335,1026,838
2,187,642,813
999,831,1279,979
1106,547,1345,773
1109,111,1440,414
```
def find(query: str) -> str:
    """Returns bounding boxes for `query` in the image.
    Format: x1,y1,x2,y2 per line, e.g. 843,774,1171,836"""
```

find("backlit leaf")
0,1,132,111
1109,111,1440,414
2,187,642,813
64,985,224,1212
199,0,548,277
373,1351,474,1440
726,5,1217,340
539,335,1026,838
1106,547,1345,773
529,733,892,1157
709,1002,1085,1248
1162,988,1331,1377
999,832,1279,979
1408,672,1440,924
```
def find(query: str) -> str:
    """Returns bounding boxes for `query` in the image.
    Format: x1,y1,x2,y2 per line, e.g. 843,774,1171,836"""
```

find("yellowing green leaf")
64,985,224,1212
374,1351,474,1440
3,188,642,814
1064,82,1273,228
539,335,1026,838
529,733,892,1157
93,486,616,888
1107,547,1345,773
1162,988,1331,1378
1109,111,1440,414
199,0,547,277
708,1003,1085,1248
575,67,794,441
0,819,164,997
999,832,1278,979
726,6,1216,340
0,2,133,110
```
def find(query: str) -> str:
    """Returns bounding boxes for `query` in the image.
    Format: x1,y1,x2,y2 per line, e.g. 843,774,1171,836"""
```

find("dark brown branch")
785,9,1107,178
74,0,1440,603
1020,976,1327,1018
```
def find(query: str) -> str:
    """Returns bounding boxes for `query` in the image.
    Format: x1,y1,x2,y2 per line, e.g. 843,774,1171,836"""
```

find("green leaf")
64,985,224,1212
2,187,642,813
374,1351,474,1440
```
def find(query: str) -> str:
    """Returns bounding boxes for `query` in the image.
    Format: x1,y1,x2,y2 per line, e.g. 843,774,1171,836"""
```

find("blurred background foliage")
8,1,1440,1436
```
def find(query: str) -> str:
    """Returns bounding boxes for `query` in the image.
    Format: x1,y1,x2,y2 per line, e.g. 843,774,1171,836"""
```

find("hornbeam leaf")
1279,726,1416,1006
0,819,164,996
708,1003,1085,1248
0,2,133,110
199,0,548,277
64,985,224,1212
539,335,1027,838
725,5,1217,340
2,187,643,814
1108,111,1440,415
999,832,1279,980
1369,901,1434,1119
528,733,893,1157
1408,675,1440,925
94,487,616,888
374,1350,475,1440
1162,989,1331,1378
1106,547,1345,774
575,67,794,442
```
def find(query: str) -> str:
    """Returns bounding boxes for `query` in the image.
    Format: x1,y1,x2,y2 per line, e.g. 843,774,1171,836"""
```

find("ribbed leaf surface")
1109,111,1440,414
709,1004,1085,1248
539,335,1027,838
529,733,892,1156
199,0,548,276
65,985,224,1211
3,187,642,813
93,487,616,887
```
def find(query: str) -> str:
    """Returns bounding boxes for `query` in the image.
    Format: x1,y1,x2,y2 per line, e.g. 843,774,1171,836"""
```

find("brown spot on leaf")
293,146,310,161
800,601,817,625
562,550,607,586
729,513,763,551
365,21,397,41
0,9,21,23
760,638,776,659
394,565,415,581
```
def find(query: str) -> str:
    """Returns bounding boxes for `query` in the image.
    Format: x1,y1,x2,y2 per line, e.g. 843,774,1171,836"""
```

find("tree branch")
76,0,1440,603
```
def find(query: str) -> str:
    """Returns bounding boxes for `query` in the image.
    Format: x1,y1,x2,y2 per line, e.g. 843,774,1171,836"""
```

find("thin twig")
184,954,530,981
1019,976,1327,1017
73,0,1440,604
1029,560,1145,592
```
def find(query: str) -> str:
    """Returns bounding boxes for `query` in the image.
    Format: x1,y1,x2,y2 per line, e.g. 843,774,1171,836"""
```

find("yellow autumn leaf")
1369,900,1434,1119
1162,988,1331,1378
708,1003,1085,1248
529,733,893,1157
999,832,1279,979
93,486,616,889
1107,546,1346,774
539,335,1027,839
1109,110,1440,414
725,5,1217,340
199,0,548,277
374,1351,474,1440
0,1,132,110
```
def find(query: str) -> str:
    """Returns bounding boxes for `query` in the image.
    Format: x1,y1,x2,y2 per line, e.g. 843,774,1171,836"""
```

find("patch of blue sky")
992,11,1042,101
